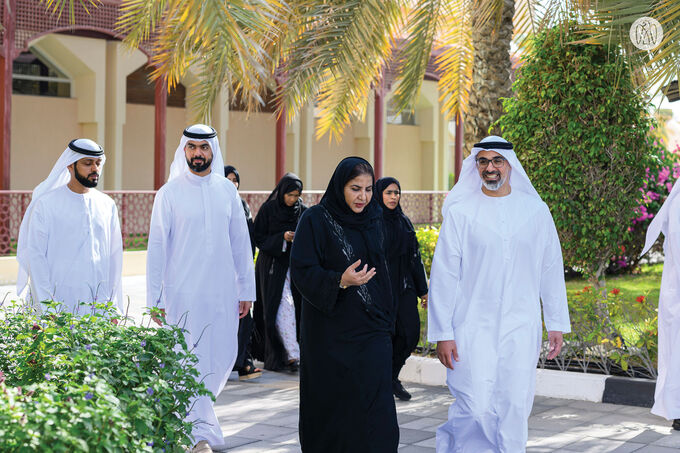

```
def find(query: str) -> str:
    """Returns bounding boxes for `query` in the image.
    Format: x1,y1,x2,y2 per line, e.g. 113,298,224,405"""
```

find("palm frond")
388,0,443,116
434,5,474,118
117,0,169,46
513,0,588,57
280,1,402,140
39,0,99,24
118,0,287,123
573,0,680,98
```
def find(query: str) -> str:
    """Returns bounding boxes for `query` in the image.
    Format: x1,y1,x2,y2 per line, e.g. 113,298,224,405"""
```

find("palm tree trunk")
464,0,515,151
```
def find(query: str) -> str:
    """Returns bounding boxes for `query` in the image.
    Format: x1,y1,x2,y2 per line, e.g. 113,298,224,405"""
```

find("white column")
417,81,440,190
211,87,229,163
104,42,147,189
298,104,314,186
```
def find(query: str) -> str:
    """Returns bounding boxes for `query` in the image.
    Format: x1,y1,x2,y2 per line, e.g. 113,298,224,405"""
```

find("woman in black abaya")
224,165,261,380
290,157,398,453
376,177,428,401
252,173,305,371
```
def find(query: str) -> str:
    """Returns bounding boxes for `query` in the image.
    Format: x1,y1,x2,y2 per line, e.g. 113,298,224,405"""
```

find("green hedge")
0,302,210,452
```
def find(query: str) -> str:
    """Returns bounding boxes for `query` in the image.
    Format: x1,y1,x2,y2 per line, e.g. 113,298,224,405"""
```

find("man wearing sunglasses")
428,136,571,452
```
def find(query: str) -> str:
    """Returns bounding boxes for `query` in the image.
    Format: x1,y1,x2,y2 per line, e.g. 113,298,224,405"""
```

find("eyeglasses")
475,156,506,169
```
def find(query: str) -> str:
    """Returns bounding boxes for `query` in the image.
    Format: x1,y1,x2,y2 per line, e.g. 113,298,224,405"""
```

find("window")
126,65,186,107
13,50,71,98
386,100,416,125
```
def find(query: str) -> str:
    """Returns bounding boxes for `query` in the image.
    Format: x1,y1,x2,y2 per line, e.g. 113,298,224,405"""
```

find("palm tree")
40,0,578,142
464,0,515,148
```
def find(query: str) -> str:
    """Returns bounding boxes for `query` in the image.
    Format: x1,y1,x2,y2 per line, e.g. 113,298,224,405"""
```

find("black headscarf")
265,172,304,231
376,177,414,258
320,157,386,272
224,165,240,184
320,157,382,229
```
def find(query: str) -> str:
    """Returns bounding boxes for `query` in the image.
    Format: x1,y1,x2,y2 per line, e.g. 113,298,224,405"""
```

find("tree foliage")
495,24,654,282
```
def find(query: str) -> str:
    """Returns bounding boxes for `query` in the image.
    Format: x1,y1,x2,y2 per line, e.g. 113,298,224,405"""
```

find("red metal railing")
0,190,447,255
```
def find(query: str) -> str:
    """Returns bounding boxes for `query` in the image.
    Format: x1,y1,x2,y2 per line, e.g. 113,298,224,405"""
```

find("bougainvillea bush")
0,301,210,452
610,141,680,272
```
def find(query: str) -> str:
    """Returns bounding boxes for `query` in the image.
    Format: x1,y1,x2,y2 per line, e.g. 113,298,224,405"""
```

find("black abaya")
224,165,258,372
376,177,429,381
252,173,305,371
290,157,398,453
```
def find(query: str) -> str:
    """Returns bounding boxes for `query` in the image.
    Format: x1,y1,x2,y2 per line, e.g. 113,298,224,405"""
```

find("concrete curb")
398,355,656,407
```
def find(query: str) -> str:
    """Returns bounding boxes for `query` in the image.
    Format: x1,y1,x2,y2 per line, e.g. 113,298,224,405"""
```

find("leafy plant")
416,226,440,276
0,301,211,452
539,285,658,378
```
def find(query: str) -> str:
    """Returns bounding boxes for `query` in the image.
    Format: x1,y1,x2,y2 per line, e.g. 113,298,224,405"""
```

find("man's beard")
481,170,507,191
187,156,212,173
74,166,99,188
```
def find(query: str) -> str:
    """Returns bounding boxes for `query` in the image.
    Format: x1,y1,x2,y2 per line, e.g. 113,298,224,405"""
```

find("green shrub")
0,301,210,452
416,226,439,276
495,24,653,284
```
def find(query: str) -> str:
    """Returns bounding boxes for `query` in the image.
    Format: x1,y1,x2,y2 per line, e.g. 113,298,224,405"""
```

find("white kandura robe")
428,189,571,453
643,186,680,420
146,170,256,446
24,185,123,314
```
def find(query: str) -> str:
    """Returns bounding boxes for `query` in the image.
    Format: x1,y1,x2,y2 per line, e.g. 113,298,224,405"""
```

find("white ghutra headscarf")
168,124,225,182
442,135,541,216
16,139,106,295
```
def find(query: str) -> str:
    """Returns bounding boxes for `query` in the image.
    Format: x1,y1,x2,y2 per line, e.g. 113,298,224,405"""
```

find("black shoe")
237,362,262,381
287,359,299,373
673,419,680,431
393,380,412,401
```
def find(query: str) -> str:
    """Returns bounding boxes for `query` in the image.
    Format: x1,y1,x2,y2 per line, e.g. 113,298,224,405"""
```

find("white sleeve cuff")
545,323,571,334
427,330,455,342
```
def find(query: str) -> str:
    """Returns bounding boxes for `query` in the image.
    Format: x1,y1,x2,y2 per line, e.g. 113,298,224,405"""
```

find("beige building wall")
224,111,276,191
10,95,81,189
384,124,422,190
122,104,188,189
311,123,360,189
8,35,454,191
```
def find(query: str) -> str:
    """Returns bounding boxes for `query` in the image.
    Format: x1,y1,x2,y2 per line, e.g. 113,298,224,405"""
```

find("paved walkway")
3,277,680,451
219,371,680,452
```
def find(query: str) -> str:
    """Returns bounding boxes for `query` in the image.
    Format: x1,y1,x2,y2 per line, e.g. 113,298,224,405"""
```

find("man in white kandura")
641,182,680,431
146,124,256,453
16,139,123,315
428,136,571,452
